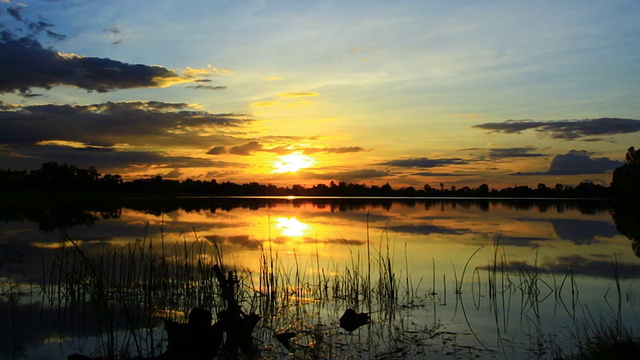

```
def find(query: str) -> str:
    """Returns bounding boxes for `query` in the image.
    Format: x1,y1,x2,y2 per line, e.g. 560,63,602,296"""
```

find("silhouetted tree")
477,183,489,196
380,183,393,196
611,146,640,200
612,201,640,258
0,162,623,199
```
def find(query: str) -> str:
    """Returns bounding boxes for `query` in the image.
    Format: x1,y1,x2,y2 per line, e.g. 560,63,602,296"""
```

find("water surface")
1,197,638,359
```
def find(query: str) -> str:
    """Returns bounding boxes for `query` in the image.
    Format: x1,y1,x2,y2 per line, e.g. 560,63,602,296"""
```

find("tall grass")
40,227,233,358
13,223,637,359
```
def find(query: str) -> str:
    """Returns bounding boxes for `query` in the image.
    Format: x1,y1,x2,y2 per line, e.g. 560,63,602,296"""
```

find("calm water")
1,197,639,359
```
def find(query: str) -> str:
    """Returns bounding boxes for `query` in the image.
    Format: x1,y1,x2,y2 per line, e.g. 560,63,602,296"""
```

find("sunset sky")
1,0,639,189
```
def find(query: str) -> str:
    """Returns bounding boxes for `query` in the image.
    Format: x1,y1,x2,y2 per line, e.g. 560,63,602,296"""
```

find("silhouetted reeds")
5,222,634,359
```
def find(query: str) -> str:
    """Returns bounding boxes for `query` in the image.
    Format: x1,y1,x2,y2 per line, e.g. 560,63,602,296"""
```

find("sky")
1,0,639,189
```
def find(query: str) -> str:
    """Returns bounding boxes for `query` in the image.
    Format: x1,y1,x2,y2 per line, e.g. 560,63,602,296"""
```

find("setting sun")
272,152,315,173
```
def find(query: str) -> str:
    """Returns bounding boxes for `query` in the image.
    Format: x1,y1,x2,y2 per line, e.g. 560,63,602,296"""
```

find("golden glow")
272,152,315,173
44,335,73,344
278,92,319,98
275,217,309,237
31,240,79,249
36,140,101,149
251,101,278,107
181,65,233,77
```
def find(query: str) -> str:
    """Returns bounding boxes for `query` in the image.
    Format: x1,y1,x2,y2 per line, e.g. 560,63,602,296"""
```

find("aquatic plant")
9,221,636,359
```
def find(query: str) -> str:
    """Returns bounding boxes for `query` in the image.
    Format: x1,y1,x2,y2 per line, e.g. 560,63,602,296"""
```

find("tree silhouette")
611,146,640,200
0,161,618,199
610,146,640,258
612,201,640,258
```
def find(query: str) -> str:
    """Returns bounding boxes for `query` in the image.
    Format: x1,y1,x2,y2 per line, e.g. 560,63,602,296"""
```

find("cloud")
486,255,640,279
0,142,243,174
473,118,640,140
0,145,119,170
511,150,623,176
302,146,366,155
393,224,465,236
0,101,252,172
378,157,468,168
549,219,619,245
206,146,227,155
181,65,233,77
0,31,192,94
314,169,391,182
103,26,124,45
412,172,472,177
163,168,183,179
208,140,366,156
229,140,263,155
0,101,249,146
488,147,547,159
7,6,23,21
464,146,547,161
187,85,227,90
3,4,66,41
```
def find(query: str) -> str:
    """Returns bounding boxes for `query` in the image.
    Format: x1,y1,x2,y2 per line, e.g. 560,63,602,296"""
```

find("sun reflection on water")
275,217,310,237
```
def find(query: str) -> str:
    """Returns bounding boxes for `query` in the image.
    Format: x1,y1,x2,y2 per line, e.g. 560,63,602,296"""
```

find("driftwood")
68,264,260,360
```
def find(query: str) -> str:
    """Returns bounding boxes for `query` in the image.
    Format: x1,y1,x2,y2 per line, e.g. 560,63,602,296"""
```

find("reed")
561,314,640,359
14,220,637,359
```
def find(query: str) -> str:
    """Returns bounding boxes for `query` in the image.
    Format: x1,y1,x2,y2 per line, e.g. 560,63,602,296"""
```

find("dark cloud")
0,101,249,146
393,224,465,236
412,172,472,177
209,140,366,156
303,146,366,155
378,157,468,168
7,6,23,21
488,147,547,159
229,141,263,155
319,238,366,246
549,219,619,245
462,146,547,162
493,235,551,246
163,168,183,179
0,31,188,94
206,146,227,155
314,169,391,182
488,255,640,279
512,150,623,176
0,101,252,172
3,4,66,41
187,85,227,90
473,118,640,140
0,143,244,174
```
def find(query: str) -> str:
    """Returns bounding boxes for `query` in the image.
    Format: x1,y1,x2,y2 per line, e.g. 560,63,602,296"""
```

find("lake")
1,197,638,359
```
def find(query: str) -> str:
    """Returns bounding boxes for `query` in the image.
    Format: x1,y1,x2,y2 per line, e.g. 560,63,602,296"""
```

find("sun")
272,152,315,173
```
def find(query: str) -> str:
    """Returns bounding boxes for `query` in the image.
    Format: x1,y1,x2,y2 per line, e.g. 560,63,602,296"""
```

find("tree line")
1,159,632,199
